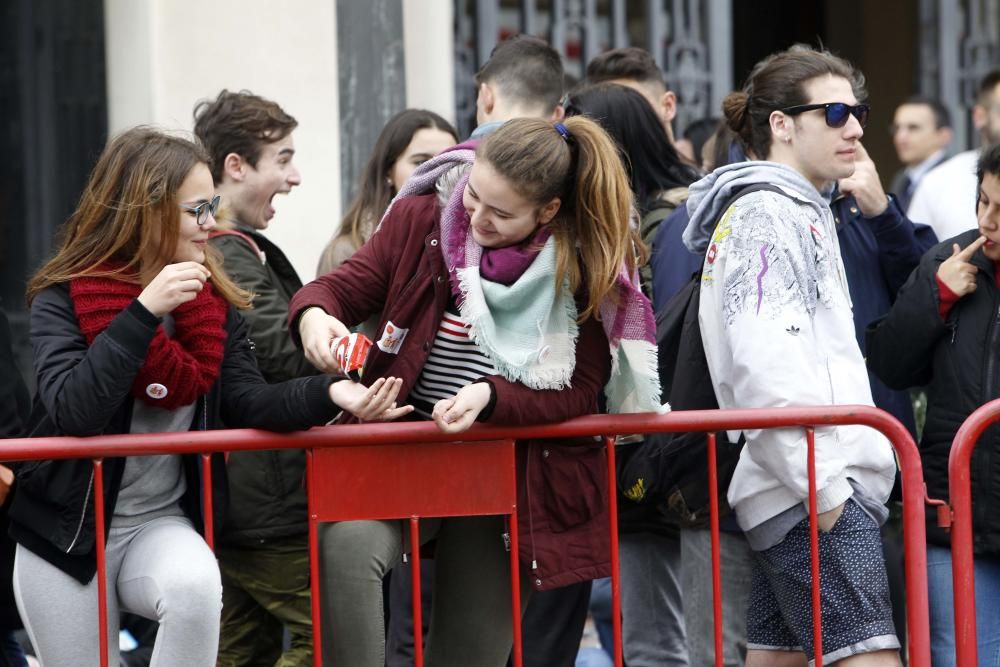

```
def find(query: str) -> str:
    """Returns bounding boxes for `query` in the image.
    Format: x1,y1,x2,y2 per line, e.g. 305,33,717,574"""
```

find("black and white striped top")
409,308,497,418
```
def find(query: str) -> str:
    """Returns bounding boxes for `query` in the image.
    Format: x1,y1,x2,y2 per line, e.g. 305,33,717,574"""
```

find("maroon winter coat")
290,193,612,590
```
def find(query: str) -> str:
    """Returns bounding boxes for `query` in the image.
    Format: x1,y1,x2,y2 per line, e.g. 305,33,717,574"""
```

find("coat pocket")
11,458,96,554
538,440,607,533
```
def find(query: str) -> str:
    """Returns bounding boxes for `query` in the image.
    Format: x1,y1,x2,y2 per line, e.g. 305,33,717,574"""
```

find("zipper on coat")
66,469,95,553
974,299,1000,538
525,447,538,576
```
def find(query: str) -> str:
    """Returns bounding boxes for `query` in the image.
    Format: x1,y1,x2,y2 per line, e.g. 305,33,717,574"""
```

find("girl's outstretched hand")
329,376,414,422
138,262,211,318
432,382,492,433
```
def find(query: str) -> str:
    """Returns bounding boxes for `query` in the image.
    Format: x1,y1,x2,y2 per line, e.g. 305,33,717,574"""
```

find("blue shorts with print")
747,498,900,665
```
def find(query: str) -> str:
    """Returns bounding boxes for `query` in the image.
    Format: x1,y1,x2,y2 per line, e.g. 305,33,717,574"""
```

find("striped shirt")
409,309,496,418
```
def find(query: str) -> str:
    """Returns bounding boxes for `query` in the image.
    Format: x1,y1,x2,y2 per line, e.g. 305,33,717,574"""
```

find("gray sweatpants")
14,515,222,667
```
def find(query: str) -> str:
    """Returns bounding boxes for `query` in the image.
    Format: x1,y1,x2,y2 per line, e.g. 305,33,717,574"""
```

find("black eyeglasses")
780,102,870,129
180,195,221,226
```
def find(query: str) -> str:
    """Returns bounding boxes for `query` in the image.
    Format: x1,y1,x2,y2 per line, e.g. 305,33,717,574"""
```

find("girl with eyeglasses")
9,127,410,666
683,45,901,667
290,115,662,667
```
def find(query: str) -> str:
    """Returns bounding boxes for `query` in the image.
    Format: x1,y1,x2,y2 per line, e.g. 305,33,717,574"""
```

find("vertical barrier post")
605,436,623,667
201,453,215,551
706,433,724,667
93,459,110,667
509,441,524,667
307,450,323,667
806,428,823,666
946,400,1000,667
410,518,424,667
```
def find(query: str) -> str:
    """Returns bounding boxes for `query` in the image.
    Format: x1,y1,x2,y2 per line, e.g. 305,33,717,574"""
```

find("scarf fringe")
457,266,580,391
605,338,667,414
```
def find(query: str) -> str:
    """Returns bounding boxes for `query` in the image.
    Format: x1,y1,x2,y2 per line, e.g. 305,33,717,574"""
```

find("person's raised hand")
329,376,414,421
137,262,211,318
937,236,987,298
299,308,350,374
837,142,890,217
432,382,492,434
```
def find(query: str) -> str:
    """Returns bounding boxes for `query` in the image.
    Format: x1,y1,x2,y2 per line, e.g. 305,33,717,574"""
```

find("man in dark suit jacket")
889,96,952,212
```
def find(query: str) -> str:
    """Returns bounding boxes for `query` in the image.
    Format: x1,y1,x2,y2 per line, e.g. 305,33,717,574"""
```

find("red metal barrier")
947,397,1000,667
0,405,931,667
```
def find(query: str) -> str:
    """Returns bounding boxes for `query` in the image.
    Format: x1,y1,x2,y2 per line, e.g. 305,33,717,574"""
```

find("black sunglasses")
780,102,870,129
180,194,221,226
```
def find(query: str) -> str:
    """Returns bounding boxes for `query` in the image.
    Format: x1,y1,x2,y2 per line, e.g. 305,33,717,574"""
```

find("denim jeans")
680,527,753,667
588,577,614,659
619,531,688,667
0,632,26,667
926,544,1000,666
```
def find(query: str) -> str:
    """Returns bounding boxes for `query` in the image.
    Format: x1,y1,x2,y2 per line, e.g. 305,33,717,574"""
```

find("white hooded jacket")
684,161,897,532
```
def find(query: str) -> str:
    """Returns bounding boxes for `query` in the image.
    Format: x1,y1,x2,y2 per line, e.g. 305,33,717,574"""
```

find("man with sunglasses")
685,45,902,666
194,90,316,667
909,69,1000,241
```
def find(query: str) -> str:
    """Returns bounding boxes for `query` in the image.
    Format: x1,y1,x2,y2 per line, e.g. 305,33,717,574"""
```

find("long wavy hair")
27,126,251,308
330,109,457,256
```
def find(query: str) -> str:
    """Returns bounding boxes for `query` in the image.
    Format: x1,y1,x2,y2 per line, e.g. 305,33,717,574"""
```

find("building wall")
104,0,340,281
103,0,455,281
403,0,456,124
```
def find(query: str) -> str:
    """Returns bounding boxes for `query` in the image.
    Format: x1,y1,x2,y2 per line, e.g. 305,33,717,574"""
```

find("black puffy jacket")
9,284,338,583
867,229,1000,553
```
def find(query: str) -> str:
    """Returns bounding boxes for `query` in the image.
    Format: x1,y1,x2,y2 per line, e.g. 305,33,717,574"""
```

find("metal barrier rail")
0,405,931,667
948,397,1000,667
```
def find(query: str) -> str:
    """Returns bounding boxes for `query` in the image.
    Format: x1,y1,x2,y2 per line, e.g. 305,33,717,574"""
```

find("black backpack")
620,183,784,526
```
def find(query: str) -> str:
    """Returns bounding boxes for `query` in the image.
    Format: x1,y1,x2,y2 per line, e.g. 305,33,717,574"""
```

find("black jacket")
867,229,1000,552
8,283,338,583
211,227,320,544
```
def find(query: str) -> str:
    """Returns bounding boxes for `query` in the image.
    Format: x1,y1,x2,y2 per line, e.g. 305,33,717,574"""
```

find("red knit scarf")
69,272,229,410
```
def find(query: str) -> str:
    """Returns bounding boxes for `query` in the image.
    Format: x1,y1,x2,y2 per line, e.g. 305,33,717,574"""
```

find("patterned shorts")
747,499,900,665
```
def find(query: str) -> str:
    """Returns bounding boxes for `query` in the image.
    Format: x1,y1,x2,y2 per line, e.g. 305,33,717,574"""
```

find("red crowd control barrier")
948,397,1000,667
0,405,932,667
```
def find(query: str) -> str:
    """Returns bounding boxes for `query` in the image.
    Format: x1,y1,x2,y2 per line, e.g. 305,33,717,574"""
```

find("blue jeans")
619,532,688,667
588,577,614,659
0,632,26,667
681,528,753,667
926,544,1000,666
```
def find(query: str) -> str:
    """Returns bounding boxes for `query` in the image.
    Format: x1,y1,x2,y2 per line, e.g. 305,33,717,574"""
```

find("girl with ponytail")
291,115,662,666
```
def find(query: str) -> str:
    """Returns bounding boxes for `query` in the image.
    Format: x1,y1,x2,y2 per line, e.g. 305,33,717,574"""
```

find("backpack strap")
619,180,791,517
639,187,690,245
210,229,266,265
714,183,786,225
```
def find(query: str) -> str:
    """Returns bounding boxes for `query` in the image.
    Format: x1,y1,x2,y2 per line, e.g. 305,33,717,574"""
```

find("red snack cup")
331,333,373,381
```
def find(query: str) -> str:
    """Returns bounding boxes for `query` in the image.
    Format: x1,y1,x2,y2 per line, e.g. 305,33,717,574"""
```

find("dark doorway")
731,0,919,185
1,0,108,383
